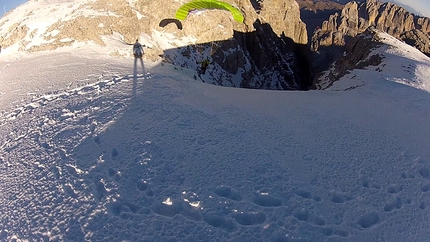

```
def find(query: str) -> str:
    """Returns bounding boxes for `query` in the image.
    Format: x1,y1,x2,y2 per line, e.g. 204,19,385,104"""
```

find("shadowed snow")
1,27,430,242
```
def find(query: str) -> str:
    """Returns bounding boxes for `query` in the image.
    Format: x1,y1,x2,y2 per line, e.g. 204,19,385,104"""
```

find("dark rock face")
178,0,312,90
216,0,311,90
209,21,312,90
233,21,312,90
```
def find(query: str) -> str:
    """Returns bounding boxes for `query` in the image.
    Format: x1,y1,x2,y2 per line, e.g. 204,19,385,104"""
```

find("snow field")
1,51,430,241
1,24,430,241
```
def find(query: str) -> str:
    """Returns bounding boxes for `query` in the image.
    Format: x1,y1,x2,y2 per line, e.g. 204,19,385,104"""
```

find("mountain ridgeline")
0,0,429,90
310,0,430,79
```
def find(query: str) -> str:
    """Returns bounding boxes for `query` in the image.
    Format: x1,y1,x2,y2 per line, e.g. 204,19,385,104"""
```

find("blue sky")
1,0,27,16
392,0,430,17
0,0,430,18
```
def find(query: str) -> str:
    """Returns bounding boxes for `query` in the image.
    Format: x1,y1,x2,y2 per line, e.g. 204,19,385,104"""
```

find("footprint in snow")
107,168,121,181
136,179,148,191
111,148,119,160
294,189,322,202
93,136,101,145
383,197,402,212
151,198,200,221
62,183,78,198
203,214,237,232
319,227,349,238
214,186,242,201
419,192,430,210
252,193,282,207
93,179,106,201
418,167,430,179
329,191,352,204
50,166,61,179
421,183,430,192
233,211,266,226
360,178,381,189
357,211,380,229
89,122,97,133
107,201,140,219
64,164,82,177
387,184,402,194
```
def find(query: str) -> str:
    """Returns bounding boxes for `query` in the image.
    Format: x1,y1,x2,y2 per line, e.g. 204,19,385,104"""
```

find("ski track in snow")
0,57,430,241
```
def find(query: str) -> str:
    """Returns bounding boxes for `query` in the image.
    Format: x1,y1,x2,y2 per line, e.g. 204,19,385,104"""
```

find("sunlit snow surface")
1,33,430,241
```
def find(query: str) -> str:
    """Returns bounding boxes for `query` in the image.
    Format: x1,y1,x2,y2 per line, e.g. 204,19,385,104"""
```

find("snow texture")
1,15,430,242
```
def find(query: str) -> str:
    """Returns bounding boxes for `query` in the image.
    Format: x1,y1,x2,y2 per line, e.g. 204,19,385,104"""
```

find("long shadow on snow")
67,64,430,240
66,65,304,239
66,19,430,241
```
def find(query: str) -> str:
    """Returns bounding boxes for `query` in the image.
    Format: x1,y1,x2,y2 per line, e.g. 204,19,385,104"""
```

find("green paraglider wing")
175,0,244,23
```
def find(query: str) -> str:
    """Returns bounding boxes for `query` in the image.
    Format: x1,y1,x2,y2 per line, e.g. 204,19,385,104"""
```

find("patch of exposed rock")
0,23,30,51
258,0,307,44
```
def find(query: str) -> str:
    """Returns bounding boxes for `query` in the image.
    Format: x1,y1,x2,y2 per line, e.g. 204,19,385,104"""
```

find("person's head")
136,39,139,43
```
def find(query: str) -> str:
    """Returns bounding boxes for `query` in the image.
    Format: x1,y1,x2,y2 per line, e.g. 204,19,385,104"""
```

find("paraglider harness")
198,58,210,75
133,41,144,59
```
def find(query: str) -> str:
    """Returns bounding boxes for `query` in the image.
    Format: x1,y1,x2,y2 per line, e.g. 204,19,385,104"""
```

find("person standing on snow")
199,57,210,75
133,39,145,59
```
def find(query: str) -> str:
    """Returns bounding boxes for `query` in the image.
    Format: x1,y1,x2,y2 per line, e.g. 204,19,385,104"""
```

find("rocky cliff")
311,0,430,56
0,0,311,90
313,27,383,89
296,0,345,43
313,26,430,91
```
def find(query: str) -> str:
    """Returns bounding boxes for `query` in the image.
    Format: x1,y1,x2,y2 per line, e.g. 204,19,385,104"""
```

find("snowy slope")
1,31,430,242
0,0,93,52
0,0,161,56
319,30,430,93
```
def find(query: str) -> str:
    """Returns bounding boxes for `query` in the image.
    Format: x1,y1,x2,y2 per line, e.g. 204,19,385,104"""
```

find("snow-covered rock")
314,27,430,92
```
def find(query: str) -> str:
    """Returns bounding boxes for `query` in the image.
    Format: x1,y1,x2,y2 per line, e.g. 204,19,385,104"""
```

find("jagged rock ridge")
313,26,430,92
314,27,383,89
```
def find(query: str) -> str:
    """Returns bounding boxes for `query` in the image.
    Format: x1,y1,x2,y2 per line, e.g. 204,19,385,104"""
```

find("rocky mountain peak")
311,0,430,56
258,0,307,44
313,25,430,91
